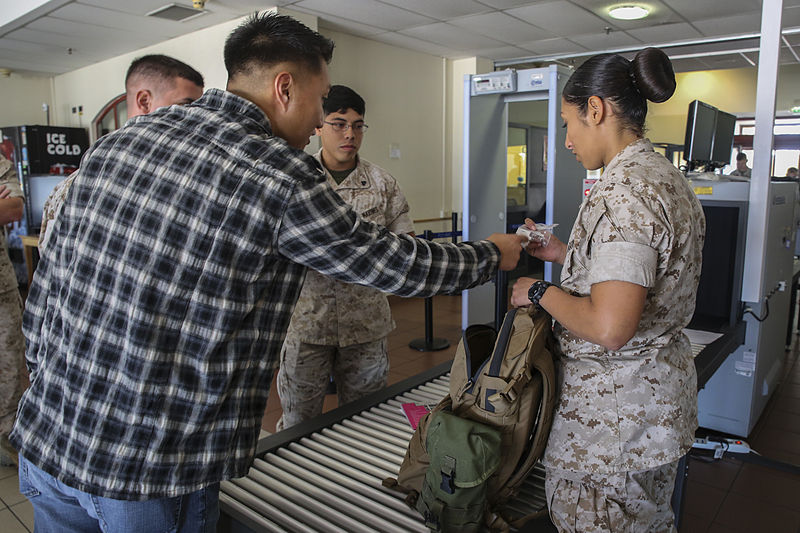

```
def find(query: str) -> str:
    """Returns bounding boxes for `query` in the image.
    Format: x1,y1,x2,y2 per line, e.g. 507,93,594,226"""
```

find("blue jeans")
18,455,219,533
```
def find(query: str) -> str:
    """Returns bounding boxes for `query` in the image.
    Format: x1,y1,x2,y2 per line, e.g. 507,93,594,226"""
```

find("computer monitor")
684,100,716,165
710,111,736,167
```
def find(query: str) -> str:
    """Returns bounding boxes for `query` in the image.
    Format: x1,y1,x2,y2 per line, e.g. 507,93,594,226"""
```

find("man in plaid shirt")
11,13,524,532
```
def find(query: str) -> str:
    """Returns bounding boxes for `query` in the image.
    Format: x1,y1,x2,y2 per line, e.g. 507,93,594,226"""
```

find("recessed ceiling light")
608,5,650,20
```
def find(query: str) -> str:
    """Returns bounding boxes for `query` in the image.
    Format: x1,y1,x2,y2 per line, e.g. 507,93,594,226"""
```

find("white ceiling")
1,0,800,76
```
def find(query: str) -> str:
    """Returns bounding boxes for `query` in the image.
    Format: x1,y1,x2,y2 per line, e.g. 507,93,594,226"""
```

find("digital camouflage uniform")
545,139,705,532
0,156,25,439
277,152,414,430
38,173,75,251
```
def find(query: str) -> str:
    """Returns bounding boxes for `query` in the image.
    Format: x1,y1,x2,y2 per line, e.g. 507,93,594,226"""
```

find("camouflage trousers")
545,461,679,533
0,289,25,438
276,337,388,431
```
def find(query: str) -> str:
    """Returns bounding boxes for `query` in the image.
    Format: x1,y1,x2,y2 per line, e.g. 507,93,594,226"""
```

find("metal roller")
307,432,403,470
359,409,416,433
319,427,407,460
263,449,416,518
219,363,550,532
218,491,286,533
258,455,427,532
294,437,397,479
249,459,409,533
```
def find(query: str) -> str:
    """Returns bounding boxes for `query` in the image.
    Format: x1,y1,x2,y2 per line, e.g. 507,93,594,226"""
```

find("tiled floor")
264,294,800,533
0,464,33,532
3,294,798,531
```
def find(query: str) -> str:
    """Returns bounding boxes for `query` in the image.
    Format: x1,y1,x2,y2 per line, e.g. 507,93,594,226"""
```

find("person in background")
11,13,524,532
0,154,25,467
786,166,798,180
277,85,414,430
38,54,204,248
511,47,705,531
729,152,751,178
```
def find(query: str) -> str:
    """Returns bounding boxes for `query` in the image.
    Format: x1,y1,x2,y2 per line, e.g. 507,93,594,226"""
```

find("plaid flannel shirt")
11,88,499,499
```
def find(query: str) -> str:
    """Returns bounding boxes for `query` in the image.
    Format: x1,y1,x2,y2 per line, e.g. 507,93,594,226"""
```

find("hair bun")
631,47,675,103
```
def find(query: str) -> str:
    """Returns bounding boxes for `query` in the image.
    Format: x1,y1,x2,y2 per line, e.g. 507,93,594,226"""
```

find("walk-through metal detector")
462,65,584,328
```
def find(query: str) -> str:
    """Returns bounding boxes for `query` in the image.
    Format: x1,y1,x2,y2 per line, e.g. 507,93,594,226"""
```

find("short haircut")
323,85,365,116
224,12,334,79
125,54,204,89
736,152,747,162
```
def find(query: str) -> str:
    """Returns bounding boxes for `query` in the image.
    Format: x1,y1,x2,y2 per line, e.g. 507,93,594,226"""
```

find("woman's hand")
511,277,538,308
522,218,567,265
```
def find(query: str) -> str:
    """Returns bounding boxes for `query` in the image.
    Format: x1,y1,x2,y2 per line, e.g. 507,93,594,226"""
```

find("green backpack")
384,307,557,532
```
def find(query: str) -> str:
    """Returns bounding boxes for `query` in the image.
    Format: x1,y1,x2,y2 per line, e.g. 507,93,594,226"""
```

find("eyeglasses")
324,121,369,133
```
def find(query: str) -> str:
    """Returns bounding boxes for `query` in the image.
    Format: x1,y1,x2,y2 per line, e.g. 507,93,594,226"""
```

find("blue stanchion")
408,216,460,352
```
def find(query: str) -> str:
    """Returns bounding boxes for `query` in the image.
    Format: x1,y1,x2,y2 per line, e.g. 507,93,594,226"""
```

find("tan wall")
322,29,449,222
0,73,53,127
647,64,800,145
446,57,493,221
50,14,260,130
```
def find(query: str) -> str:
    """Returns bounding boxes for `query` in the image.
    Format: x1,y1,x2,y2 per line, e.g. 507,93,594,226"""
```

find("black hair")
224,12,335,78
323,85,365,116
736,152,747,162
125,54,204,89
562,47,675,137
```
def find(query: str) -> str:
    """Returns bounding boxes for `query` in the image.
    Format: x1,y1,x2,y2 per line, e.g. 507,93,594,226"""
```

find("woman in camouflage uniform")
512,48,705,532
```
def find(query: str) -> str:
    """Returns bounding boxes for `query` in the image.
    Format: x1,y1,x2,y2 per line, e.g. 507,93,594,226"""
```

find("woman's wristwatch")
527,280,554,310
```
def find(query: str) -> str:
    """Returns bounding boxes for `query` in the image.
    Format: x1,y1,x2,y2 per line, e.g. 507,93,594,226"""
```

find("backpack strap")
497,309,557,498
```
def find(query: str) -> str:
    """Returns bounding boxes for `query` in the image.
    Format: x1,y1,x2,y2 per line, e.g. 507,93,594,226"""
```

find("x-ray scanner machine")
462,66,584,328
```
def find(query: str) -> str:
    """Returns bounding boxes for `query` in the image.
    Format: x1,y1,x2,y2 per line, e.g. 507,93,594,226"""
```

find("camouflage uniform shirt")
0,157,23,293
285,151,414,346
544,138,706,474
38,173,75,250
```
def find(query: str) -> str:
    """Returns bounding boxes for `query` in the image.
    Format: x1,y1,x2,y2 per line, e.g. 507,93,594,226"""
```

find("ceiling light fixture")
608,5,650,20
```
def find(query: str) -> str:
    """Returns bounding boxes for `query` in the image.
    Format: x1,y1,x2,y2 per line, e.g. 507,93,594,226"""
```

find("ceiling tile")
301,9,385,37
693,13,762,37
568,30,642,51
476,0,546,7
699,54,754,70
780,47,800,64
6,27,129,56
376,0,489,20
50,4,179,38
294,0,434,31
368,31,460,58
25,17,151,48
517,37,589,56
449,11,556,43
506,1,611,36
465,45,533,60
669,56,715,73
400,22,507,49
626,22,703,44
660,0,762,21
781,6,800,27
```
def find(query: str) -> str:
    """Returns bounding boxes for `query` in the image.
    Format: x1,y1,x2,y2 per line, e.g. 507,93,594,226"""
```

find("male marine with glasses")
276,85,414,429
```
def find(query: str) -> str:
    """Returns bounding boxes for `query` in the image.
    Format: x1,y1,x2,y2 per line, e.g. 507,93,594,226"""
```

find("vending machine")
0,125,89,234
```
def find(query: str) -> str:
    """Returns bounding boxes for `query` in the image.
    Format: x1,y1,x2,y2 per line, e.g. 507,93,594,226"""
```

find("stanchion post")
409,228,450,352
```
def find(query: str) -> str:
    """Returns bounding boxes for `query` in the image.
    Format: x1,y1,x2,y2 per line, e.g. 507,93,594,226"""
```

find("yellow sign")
694,186,713,196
